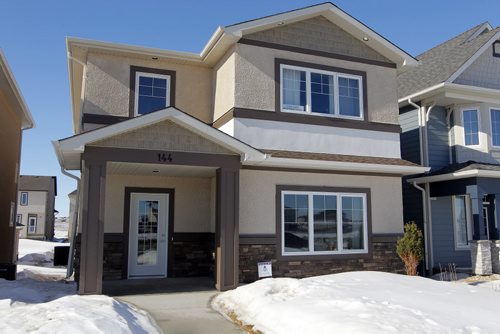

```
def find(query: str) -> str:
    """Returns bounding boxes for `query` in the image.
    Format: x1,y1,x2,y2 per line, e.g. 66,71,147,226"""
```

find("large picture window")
281,190,368,255
280,64,363,119
462,109,479,146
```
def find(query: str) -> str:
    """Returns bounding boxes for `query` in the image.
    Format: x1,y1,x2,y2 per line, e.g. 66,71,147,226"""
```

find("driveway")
118,290,242,334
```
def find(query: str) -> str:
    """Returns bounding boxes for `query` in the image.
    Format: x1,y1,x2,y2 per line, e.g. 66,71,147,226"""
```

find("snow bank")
18,239,68,266
213,271,500,333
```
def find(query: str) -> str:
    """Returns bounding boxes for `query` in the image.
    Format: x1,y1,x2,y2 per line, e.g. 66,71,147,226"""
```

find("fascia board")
250,157,429,175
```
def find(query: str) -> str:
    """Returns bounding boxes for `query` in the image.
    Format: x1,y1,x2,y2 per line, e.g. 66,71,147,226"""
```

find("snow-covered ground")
0,239,161,333
213,271,500,334
53,217,69,240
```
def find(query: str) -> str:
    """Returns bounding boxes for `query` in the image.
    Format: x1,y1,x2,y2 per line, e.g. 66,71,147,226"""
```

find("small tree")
397,222,424,276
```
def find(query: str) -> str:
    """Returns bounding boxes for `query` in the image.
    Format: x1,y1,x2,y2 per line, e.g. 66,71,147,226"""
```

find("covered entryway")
53,107,266,294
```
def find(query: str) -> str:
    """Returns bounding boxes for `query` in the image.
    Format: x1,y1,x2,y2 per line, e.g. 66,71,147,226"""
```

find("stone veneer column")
491,241,500,274
215,167,239,291
470,240,492,275
79,160,106,294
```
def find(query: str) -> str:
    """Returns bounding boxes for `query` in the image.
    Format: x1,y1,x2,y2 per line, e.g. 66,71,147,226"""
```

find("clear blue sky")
1,0,499,216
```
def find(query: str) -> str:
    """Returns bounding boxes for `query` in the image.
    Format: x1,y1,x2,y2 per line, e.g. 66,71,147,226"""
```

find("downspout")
412,181,431,273
60,167,81,279
446,107,454,164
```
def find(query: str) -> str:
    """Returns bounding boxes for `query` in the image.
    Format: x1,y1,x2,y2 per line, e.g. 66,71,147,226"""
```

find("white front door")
128,193,169,278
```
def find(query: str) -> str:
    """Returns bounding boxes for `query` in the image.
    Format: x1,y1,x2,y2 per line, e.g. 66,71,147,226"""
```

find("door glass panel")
137,200,159,265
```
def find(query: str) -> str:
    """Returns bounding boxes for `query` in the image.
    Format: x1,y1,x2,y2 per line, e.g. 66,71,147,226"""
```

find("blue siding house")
398,22,500,273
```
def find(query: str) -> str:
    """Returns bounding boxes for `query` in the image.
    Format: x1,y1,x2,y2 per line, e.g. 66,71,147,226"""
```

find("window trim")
489,107,500,149
27,214,37,234
134,71,171,117
275,59,368,122
461,107,481,147
20,192,28,206
129,66,176,118
279,63,364,120
452,195,472,251
276,185,372,261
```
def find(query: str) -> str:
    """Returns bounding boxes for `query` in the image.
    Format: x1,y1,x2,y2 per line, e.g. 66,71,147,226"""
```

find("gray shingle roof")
398,23,500,99
19,175,57,194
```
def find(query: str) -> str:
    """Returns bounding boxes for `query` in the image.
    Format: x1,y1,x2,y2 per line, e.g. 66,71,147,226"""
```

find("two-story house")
53,3,426,295
399,22,500,273
0,49,35,280
17,175,57,240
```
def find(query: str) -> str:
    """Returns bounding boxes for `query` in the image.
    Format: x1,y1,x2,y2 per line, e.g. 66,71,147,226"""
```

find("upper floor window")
280,64,363,119
20,192,28,206
281,190,367,256
462,109,479,146
134,72,170,116
491,108,500,147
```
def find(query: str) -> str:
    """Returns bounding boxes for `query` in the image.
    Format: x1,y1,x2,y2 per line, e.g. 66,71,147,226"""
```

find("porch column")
215,167,239,291
79,160,106,295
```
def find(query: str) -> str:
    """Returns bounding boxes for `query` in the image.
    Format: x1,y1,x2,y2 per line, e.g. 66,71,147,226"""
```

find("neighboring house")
0,49,35,280
398,22,500,273
17,175,57,240
53,3,426,295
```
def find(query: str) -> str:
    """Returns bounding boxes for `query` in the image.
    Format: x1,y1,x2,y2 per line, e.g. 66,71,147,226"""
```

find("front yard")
213,271,500,333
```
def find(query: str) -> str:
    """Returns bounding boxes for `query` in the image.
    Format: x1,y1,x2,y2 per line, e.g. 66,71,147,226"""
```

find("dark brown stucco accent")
275,58,369,122
83,146,240,169
241,165,401,178
215,168,240,291
212,107,401,133
123,187,175,279
238,38,397,68
82,113,129,126
275,185,373,261
79,160,106,295
129,66,176,118
239,234,277,245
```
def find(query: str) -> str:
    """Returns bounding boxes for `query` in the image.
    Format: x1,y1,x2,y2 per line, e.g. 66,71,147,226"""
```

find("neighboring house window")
20,192,28,206
28,215,37,234
281,190,367,255
453,195,471,249
16,214,21,225
491,108,500,146
280,64,363,119
462,109,479,146
134,72,170,116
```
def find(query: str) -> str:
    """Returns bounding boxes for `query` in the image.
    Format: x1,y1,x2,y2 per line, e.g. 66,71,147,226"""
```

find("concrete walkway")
118,290,242,334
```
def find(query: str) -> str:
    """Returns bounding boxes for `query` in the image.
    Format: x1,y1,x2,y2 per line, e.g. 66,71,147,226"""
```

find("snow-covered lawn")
212,271,500,334
0,239,161,333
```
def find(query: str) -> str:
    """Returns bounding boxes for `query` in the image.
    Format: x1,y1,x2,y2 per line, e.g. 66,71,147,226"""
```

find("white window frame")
20,192,28,206
281,190,368,256
489,107,500,149
28,215,37,234
452,195,472,250
280,64,364,120
134,71,171,117
461,107,481,147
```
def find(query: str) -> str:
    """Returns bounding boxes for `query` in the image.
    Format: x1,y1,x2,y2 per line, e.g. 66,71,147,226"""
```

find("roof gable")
398,23,500,99
243,16,391,64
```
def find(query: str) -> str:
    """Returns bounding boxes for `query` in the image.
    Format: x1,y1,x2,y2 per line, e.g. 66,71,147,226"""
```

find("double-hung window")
453,195,471,249
134,72,170,116
491,108,500,147
281,190,368,255
462,109,479,146
20,192,28,206
28,215,37,234
281,64,363,119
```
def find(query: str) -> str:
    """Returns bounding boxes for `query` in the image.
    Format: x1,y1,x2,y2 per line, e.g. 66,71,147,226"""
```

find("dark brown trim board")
275,58,369,122
82,113,129,126
241,165,401,178
129,66,177,118
275,185,373,261
238,38,397,68
239,234,277,245
123,187,175,279
213,107,401,133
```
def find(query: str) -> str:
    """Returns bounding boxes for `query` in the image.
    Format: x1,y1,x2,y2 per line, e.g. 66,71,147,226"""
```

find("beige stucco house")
0,49,35,280
17,175,57,240
54,3,427,295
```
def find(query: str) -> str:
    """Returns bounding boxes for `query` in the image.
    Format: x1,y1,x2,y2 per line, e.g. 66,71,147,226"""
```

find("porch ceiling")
107,161,216,177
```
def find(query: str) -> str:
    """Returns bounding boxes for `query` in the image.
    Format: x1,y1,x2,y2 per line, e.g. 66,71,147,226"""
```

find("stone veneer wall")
73,233,214,282
239,240,404,283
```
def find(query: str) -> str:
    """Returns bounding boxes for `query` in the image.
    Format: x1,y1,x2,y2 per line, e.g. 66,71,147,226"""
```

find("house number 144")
157,153,173,163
